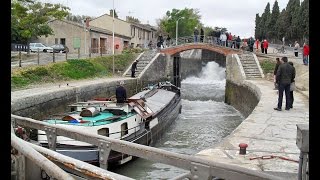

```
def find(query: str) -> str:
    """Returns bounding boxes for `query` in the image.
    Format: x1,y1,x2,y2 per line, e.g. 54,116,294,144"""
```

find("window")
121,123,128,137
55,38,59,44
60,38,66,45
133,28,135,37
98,128,109,137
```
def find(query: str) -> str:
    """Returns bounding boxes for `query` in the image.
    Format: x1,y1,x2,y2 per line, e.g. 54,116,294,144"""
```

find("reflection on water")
113,61,244,179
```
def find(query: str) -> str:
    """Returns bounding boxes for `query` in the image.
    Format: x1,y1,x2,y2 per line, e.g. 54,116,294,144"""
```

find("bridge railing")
11,114,283,180
164,35,245,49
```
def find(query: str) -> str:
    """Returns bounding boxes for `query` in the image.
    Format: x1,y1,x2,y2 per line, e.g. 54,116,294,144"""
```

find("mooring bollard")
18,51,22,67
239,143,248,155
37,49,40,65
53,51,55,63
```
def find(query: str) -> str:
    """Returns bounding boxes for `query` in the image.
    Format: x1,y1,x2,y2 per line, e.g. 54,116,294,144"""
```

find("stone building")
37,19,130,54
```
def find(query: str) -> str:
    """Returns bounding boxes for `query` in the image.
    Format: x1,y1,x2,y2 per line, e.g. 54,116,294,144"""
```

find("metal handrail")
12,114,283,180
11,133,75,180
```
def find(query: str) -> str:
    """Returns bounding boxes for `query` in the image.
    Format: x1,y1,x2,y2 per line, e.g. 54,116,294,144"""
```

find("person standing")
293,41,300,57
263,39,269,54
248,37,255,52
274,56,295,111
288,61,296,109
303,42,309,65
166,35,171,47
220,33,227,47
115,81,127,103
261,40,264,53
194,27,199,43
200,28,204,43
255,39,260,52
236,36,241,49
158,34,164,48
131,60,139,78
273,58,281,90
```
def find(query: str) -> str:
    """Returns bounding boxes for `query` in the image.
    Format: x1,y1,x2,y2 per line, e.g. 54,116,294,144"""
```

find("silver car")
29,43,53,53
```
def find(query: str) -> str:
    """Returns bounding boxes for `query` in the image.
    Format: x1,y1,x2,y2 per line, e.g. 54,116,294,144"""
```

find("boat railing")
12,114,283,180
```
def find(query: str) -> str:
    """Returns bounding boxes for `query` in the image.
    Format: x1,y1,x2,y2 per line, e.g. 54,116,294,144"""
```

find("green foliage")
255,0,308,43
260,59,275,74
65,13,96,23
11,53,138,90
11,0,70,43
158,8,202,38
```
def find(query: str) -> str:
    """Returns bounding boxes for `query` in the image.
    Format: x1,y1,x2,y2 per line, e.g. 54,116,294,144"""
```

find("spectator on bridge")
236,36,241,49
263,39,269,54
220,33,227,47
231,35,236,48
148,40,153,49
273,58,281,90
228,33,233,47
116,81,127,103
293,41,300,57
216,31,221,45
194,27,199,43
131,60,139,78
274,56,295,111
158,34,164,48
166,35,171,47
302,42,309,65
200,28,204,42
225,32,229,47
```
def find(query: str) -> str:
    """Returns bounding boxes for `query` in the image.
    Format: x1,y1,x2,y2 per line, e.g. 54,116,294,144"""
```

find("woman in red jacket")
303,42,309,65
263,39,269,54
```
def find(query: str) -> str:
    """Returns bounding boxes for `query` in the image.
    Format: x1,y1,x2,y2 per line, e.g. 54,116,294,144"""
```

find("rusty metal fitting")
239,143,248,155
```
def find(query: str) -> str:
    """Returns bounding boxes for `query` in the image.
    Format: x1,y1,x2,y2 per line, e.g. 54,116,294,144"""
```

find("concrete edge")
137,53,161,79
252,53,265,78
234,54,246,79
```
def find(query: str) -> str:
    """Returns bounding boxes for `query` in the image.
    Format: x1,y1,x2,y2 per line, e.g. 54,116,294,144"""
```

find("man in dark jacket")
274,57,295,111
116,81,127,103
131,60,139,78
200,28,204,43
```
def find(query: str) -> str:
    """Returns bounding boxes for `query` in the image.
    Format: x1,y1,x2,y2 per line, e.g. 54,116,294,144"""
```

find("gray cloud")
39,0,290,38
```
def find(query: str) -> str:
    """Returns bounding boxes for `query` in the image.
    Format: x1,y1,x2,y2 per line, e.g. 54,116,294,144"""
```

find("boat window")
70,107,75,112
98,128,109,137
121,123,128,137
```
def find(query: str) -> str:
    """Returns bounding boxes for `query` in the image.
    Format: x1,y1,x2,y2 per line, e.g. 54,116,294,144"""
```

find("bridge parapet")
160,42,242,56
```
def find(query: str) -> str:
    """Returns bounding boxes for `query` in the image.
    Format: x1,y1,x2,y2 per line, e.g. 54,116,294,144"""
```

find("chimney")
110,9,113,16
85,17,90,28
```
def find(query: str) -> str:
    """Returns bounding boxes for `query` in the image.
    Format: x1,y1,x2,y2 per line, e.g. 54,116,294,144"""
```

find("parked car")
51,44,69,53
29,43,53,53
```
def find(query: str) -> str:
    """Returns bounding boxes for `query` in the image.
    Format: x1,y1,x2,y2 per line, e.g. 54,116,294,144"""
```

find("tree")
158,8,202,39
126,16,140,23
283,0,300,40
266,0,280,40
275,9,287,42
299,0,309,40
66,13,96,23
260,2,271,39
11,0,70,44
254,13,261,40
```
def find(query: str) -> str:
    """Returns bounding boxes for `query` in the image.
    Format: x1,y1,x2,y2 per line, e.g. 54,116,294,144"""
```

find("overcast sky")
40,0,290,38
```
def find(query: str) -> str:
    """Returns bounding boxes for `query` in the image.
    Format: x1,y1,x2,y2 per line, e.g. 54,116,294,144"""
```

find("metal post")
65,51,68,61
176,20,178,46
53,51,55,63
112,0,115,76
78,48,80,59
100,47,102,57
37,49,40,65
18,51,22,67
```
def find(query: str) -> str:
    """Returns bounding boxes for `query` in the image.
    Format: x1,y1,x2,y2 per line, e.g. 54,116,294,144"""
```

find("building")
37,19,130,54
90,10,157,48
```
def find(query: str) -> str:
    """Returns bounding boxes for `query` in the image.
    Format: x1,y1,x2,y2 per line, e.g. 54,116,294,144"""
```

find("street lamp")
176,17,185,46
112,0,115,76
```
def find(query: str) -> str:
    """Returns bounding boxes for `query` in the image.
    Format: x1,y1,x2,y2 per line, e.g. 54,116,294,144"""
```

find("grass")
259,58,276,74
11,52,138,90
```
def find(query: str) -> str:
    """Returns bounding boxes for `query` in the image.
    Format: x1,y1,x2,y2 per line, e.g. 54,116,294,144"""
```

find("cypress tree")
275,9,287,43
267,0,280,42
254,13,261,40
300,0,309,41
260,3,271,39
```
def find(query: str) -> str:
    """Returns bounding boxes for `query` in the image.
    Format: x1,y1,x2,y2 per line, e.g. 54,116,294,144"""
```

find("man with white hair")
116,81,127,103
220,33,227,47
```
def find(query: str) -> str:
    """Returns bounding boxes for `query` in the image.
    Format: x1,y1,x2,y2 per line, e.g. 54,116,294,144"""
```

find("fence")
11,43,29,52
11,114,283,180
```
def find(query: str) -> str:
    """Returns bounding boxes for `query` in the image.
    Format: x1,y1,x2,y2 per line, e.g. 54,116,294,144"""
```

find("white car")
29,43,53,53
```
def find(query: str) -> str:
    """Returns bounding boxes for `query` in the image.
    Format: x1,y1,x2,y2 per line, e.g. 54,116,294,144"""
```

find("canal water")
113,61,244,179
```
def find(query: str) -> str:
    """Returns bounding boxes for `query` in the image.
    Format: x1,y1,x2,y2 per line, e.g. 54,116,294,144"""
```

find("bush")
260,59,275,74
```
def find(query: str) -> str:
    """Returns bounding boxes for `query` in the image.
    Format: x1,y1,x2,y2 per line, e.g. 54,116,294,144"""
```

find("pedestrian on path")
303,42,309,65
288,61,296,109
131,60,139,78
261,40,264,53
115,81,127,103
273,58,281,90
263,39,269,54
293,41,300,57
274,56,295,111
236,36,241,49
255,39,260,52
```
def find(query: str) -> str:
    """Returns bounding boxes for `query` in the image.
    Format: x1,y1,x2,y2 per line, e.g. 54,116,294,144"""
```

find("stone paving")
196,79,309,179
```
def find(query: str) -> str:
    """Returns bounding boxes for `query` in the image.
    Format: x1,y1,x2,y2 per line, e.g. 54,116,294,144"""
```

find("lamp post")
176,17,184,46
112,0,115,76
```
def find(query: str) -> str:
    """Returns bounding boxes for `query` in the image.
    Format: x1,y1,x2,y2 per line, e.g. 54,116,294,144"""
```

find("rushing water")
113,61,244,179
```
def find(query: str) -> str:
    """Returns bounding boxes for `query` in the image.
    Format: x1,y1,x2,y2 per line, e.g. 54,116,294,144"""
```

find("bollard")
18,51,22,67
53,51,55,63
78,48,80,59
239,143,248,155
65,51,68,61
100,47,102,57
37,49,40,65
